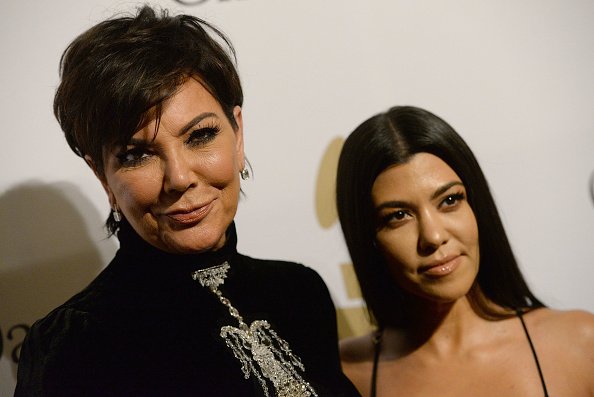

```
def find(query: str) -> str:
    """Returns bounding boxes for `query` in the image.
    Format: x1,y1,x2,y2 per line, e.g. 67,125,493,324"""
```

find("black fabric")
15,221,360,397
517,310,549,397
370,329,382,397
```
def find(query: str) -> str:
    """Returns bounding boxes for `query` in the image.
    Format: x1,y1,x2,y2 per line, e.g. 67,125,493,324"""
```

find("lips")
419,255,461,278
164,200,214,225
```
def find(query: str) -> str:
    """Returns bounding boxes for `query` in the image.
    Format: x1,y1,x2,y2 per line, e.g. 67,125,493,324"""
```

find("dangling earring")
112,207,122,223
240,167,250,180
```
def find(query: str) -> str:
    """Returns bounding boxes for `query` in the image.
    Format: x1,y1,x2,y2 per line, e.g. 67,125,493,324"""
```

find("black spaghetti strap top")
517,310,550,396
370,313,549,397
370,329,382,397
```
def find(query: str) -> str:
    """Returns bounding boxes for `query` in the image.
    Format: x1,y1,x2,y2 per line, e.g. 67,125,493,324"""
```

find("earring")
113,208,122,223
240,167,250,180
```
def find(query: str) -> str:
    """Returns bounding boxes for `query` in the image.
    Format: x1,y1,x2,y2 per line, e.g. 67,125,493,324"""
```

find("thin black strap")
517,311,549,397
370,329,382,397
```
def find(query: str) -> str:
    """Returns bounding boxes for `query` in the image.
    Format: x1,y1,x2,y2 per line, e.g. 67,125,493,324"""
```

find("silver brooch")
192,262,317,397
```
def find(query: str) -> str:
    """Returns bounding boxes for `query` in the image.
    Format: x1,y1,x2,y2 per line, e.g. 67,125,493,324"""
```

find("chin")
423,292,469,305
429,286,475,305
405,277,475,305
159,230,223,254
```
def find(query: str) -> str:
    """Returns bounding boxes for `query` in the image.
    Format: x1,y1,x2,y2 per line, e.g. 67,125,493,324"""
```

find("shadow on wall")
0,181,116,384
590,170,594,208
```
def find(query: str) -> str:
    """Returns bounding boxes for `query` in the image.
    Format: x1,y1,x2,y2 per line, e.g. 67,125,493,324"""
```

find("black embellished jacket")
15,221,360,397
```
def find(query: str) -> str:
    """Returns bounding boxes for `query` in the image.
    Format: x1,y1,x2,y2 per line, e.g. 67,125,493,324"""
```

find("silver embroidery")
192,262,317,397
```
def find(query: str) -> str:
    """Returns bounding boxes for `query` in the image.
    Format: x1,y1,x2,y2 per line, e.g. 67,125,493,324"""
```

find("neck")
414,297,472,338
117,219,238,271
386,294,496,358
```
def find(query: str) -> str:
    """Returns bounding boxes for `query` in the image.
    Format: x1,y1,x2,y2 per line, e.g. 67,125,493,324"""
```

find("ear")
84,155,117,209
233,106,245,170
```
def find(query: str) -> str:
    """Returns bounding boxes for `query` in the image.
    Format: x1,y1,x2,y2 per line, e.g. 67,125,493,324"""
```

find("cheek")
378,242,420,293
109,169,162,211
460,210,479,250
376,231,417,273
203,147,240,187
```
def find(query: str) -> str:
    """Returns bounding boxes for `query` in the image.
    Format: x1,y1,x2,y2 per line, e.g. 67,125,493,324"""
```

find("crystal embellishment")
193,262,230,290
192,262,317,397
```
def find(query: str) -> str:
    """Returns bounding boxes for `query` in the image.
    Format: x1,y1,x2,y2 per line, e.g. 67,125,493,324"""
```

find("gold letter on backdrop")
315,137,372,339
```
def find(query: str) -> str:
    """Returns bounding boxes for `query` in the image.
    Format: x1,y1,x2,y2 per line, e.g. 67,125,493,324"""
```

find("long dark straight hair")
336,106,544,328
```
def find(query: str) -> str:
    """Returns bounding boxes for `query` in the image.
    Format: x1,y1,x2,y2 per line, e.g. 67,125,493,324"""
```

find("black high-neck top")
15,221,360,397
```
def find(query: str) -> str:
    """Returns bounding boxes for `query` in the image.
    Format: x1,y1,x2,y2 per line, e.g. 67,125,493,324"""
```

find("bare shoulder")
523,308,594,394
527,307,594,342
339,332,376,363
525,307,594,371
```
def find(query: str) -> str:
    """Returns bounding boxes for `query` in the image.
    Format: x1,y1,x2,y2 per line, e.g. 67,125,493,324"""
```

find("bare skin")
341,153,594,396
341,304,594,397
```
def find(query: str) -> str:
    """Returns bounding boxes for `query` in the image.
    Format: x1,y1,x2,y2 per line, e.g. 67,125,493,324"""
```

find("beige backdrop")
2,0,594,394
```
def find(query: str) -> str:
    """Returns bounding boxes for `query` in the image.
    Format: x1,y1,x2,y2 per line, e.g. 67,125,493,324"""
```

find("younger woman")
336,106,594,397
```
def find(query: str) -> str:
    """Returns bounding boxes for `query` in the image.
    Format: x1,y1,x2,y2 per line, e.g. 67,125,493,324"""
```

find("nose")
417,209,449,254
163,152,197,194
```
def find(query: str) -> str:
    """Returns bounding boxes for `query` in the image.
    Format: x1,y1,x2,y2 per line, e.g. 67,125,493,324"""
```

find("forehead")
371,153,461,201
131,77,225,141
162,78,222,119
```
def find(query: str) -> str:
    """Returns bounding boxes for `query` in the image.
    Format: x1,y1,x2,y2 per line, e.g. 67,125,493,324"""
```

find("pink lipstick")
165,201,214,225
420,255,461,278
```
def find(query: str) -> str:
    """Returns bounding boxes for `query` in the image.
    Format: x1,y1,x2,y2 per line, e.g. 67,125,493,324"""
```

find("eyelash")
381,210,411,225
116,146,150,168
440,192,466,208
187,123,221,147
115,123,222,167
379,191,467,226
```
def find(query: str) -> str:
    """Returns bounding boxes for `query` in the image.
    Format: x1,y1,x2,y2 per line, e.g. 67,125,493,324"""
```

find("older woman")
336,106,594,397
15,7,359,397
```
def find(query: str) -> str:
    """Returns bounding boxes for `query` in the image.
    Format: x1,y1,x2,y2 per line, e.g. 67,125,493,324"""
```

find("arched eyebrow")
127,112,219,147
375,181,464,212
177,112,218,137
431,181,464,200
376,200,409,212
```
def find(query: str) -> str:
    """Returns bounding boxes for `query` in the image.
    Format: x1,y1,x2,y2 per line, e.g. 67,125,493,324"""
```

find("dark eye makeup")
440,191,466,208
113,121,223,168
186,123,221,147
379,209,412,228
116,145,151,168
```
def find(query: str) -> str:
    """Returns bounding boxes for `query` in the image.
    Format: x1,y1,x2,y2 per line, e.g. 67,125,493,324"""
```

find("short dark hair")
336,106,544,328
54,5,243,234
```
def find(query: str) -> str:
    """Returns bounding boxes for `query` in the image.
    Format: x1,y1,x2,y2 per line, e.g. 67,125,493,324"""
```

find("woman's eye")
116,148,150,167
187,126,220,147
441,192,465,208
391,210,407,220
382,210,410,225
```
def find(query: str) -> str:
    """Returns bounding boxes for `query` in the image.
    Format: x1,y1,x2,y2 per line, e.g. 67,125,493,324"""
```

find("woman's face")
97,78,244,254
371,153,479,304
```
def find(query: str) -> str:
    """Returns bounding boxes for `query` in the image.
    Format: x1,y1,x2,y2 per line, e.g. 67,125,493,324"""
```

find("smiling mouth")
419,255,461,278
165,201,214,225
